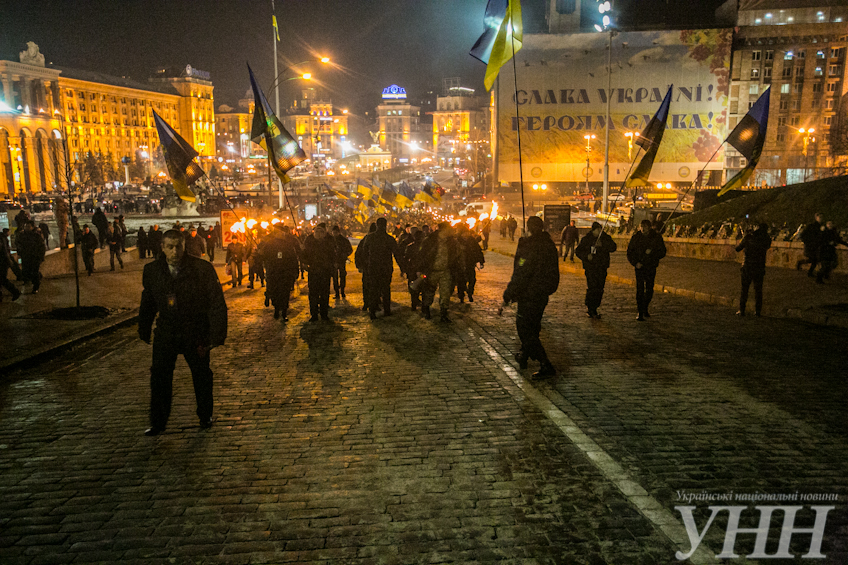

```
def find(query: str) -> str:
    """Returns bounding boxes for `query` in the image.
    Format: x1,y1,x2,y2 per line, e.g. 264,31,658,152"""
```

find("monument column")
1,73,13,107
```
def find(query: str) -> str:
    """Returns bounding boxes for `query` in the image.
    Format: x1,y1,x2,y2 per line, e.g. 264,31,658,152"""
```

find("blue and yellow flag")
248,65,306,183
356,179,374,199
152,110,203,202
627,86,672,188
719,87,770,195
470,0,523,91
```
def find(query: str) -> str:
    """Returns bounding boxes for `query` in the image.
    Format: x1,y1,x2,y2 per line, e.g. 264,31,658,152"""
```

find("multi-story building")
0,42,215,198
376,85,423,164
431,85,490,167
281,87,349,162
215,103,252,162
728,1,848,184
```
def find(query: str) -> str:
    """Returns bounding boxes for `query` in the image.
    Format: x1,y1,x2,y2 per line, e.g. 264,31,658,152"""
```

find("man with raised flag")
626,86,672,188
719,87,770,195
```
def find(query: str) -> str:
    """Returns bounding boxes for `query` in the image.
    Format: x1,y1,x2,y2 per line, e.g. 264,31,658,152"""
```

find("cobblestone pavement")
1,249,846,564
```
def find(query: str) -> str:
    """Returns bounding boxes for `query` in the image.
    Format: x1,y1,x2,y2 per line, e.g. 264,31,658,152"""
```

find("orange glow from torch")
466,217,477,229
260,221,269,230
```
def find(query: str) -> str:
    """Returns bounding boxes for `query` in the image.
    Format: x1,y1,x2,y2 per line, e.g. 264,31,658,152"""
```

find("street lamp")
799,127,815,182
594,0,616,214
269,57,330,114
584,134,596,193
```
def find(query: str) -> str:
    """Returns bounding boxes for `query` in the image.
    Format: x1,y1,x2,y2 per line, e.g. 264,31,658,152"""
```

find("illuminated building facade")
728,1,848,184
0,43,215,198
431,85,490,165
376,85,422,163
281,88,349,161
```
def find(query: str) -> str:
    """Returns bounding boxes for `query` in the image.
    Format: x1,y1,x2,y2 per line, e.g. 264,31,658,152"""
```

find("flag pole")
665,141,725,226
597,144,645,234
510,35,526,232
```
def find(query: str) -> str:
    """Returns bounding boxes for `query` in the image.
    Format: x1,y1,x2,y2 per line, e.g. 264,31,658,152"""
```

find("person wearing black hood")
735,222,772,317
357,217,402,319
627,219,667,321
575,221,617,319
500,216,559,379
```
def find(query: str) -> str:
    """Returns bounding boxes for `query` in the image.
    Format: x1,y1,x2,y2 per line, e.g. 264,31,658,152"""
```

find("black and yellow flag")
152,110,203,202
719,87,770,195
626,86,672,188
248,65,306,183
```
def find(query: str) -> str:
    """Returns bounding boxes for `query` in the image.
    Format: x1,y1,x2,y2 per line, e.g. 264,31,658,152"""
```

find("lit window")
784,51,793,60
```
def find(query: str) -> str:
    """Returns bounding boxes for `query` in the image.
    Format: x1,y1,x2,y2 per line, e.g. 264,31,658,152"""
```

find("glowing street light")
624,131,637,161
584,134,596,193
799,127,816,181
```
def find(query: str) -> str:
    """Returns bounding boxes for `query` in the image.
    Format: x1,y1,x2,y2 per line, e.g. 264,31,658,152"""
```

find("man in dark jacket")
203,225,215,262
16,221,46,294
148,224,163,258
80,225,99,276
106,225,124,271
454,224,485,303
91,207,109,248
627,219,667,321
796,213,823,276
185,226,206,258
417,222,458,322
302,223,337,321
358,217,402,319
560,220,579,262
262,224,301,321
500,216,559,379
815,221,847,284
138,230,227,436
0,228,22,301
404,229,426,310
331,225,353,299
354,223,378,312
735,223,772,317
575,221,617,319
38,222,51,250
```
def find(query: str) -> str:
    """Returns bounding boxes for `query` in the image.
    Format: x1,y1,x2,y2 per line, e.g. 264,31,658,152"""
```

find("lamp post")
594,1,615,213
584,134,596,193
799,127,815,182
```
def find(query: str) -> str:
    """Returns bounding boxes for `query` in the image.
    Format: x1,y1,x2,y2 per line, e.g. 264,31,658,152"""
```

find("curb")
489,245,848,330
0,276,234,377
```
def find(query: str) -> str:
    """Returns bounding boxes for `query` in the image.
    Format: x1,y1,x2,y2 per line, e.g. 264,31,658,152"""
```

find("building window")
77,92,84,98
829,65,841,76
793,83,803,94
817,50,826,59
795,66,805,77
826,98,835,109
777,117,787,127
812,98,820,109
815,67,823,77
813,82,824,93
749,84,759,95
765,50,773,61
764,67,772,79
752,50,761,61
797,50,805,59
790,116,800,126
827,82,838,92
831,47,844,59
792,99,801,111
776,133,785,142
784,51,793,60
782,67,792,78
779,98,789,110
751,68,760,79
823,116,833,126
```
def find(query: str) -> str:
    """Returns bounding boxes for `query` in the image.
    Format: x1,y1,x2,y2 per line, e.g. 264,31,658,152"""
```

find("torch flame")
246,219,258,229
260,221,269,230
271,218,281,225
491,201,499,220
478,212,489,222
466,217,477,229
450,218,463,226
230,221,246,234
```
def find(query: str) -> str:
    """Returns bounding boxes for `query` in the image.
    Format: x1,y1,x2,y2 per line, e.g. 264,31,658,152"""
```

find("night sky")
3,0,726,120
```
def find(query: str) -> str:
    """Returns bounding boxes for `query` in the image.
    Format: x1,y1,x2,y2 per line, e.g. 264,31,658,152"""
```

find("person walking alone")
500,216,559,379
16,221,46,294
735,222,772,317
575,222,617,319
627,219,667,321
80,225,99,276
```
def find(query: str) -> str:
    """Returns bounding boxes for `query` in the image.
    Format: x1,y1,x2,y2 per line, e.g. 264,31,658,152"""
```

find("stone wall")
611,235,848,273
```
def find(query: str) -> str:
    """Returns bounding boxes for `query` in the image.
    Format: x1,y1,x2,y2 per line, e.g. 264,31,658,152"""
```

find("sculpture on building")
19,42,45,67
369,131,381,146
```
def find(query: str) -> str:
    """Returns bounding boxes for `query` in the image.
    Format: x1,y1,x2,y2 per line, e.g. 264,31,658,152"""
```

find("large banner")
497,29,731,185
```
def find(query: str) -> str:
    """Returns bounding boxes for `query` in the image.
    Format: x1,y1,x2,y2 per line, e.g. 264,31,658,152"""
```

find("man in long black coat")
501,216,559,379
302,223,336,321
575,221,617,319
627,219,667,321
796,213,823,276
814,221,847,284
354,223,377,312
358,218,402,319
148,225,163,258
262,224,300,321
91,208,109,248
138,230,227,436
79,225,99,276
16,222,46,294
